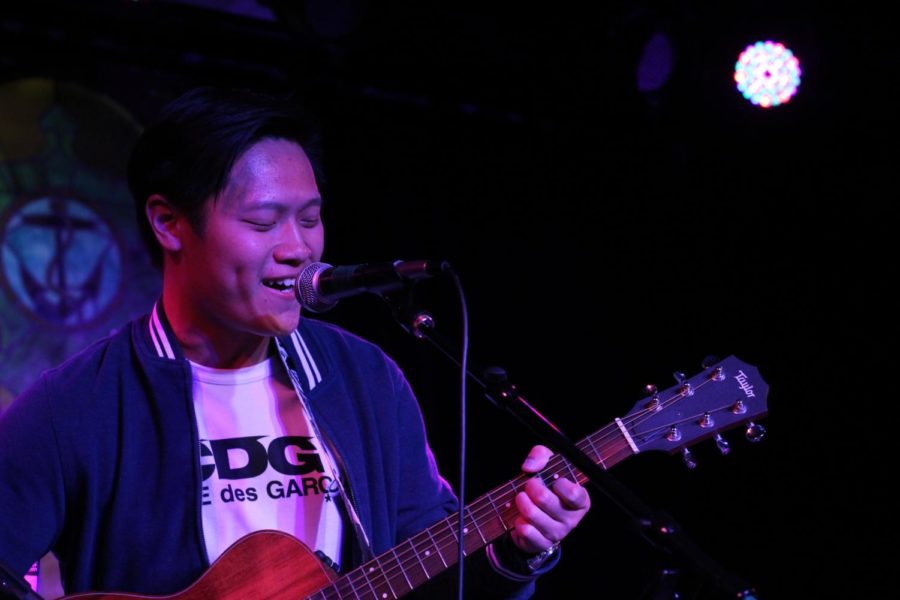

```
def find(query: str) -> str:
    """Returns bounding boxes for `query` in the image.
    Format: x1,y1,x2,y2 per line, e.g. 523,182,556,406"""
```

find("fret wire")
506,479,518,502
547,463,560,486
347,579,362,600
504,480,519,522
466,504,488,545
603,431,622,467
332,569,361,600
373,554,398,599
408,537,431,580
584,434,599,460
390,546,413,591
361,562,379,600
603,429,621,465
468,496,495,526
472,492,519,535
586,434,607,468
538,468,551,487
444,515,465,557
485,490,510,531
569,450,596,484
425,526,448,568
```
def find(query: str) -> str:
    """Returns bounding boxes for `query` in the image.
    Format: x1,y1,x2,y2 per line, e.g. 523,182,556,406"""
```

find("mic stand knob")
408,312,435,339
381,291,435,339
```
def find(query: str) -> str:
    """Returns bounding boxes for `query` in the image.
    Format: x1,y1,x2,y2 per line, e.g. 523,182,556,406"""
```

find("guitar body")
64,531,336,600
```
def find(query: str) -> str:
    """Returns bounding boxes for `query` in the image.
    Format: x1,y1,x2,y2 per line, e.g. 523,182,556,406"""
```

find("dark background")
2,1,893,597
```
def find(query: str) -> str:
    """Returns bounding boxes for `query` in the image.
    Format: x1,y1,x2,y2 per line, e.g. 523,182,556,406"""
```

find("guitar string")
319,371,730,597
319,374,723,598
318,428,634,598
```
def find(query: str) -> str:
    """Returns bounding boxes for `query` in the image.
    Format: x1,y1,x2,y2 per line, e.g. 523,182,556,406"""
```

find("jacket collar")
275,327,324,395
145,300,325,396
147,300,183,361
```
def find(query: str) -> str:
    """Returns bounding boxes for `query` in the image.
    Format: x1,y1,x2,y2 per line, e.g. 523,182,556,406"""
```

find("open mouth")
263,277,295,292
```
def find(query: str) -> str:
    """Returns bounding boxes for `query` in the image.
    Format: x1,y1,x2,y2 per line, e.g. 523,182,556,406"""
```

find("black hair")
127,86,323,268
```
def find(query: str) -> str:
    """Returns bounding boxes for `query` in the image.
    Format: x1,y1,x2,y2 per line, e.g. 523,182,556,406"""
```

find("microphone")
294,259,449,312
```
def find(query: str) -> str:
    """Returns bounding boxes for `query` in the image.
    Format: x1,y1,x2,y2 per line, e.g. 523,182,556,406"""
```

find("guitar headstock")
622,355,768,458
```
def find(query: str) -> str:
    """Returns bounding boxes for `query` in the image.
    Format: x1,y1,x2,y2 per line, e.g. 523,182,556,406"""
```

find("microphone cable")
448,268,469,600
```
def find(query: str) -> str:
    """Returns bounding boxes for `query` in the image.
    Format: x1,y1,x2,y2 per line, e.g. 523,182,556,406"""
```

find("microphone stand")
382,292,758,599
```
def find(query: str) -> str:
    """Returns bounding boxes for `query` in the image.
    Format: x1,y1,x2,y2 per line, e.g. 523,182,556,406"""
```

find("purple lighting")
636,32,674,92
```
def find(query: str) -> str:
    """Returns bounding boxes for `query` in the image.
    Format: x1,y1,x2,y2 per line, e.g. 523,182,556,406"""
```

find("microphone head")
295,262,338,313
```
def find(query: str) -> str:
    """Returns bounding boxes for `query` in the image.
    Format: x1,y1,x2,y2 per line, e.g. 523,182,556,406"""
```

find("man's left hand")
509,444,591,555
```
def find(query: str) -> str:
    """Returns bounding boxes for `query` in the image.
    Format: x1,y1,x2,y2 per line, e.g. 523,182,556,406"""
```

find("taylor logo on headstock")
735,370,757,398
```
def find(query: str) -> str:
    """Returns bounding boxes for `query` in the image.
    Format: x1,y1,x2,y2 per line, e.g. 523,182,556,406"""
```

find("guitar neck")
308,420,633,600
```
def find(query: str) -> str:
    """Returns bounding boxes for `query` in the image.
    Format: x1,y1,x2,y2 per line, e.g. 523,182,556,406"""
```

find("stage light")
734,40,801,108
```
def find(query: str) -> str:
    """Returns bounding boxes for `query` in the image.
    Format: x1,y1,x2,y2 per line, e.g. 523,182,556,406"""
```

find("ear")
145,194,184,253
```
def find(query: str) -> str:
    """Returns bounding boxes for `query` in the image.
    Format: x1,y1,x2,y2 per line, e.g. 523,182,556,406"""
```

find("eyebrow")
243,197,323,211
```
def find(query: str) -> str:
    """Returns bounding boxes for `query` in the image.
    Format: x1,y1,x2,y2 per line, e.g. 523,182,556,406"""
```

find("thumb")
521,445,553,472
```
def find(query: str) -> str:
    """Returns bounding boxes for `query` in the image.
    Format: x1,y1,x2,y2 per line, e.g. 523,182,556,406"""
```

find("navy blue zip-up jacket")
0,304,551,597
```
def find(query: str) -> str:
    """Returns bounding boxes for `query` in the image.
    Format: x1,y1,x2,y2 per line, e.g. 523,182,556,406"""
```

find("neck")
161,283,270,369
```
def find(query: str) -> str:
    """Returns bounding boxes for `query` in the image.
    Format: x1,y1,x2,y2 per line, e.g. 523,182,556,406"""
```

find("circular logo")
1,194,124,329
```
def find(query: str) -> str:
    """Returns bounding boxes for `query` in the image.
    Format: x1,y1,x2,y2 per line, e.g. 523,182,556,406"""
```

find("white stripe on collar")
151,304,176,359
295,330,322,384
148,315,164,357
291,330,321,390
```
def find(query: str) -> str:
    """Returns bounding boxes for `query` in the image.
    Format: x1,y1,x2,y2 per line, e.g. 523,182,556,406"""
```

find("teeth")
264,278,295,290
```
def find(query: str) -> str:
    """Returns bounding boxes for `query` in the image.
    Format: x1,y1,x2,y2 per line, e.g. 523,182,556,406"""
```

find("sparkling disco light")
734,41,801,108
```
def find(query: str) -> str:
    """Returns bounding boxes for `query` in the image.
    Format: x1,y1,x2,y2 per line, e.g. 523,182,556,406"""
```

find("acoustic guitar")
64,355,768,600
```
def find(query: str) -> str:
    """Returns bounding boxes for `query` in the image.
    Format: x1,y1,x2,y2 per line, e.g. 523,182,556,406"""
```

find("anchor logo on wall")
1,194,123,329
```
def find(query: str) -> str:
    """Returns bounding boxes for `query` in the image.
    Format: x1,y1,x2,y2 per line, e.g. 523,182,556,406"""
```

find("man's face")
177,137,324,339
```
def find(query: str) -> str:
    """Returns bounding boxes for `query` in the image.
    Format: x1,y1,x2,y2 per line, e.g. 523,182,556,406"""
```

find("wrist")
487,534,562,581
522,541,560,571
502,533,561,573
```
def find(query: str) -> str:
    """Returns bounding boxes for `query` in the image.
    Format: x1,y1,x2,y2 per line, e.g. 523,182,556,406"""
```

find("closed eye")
243,220,276,230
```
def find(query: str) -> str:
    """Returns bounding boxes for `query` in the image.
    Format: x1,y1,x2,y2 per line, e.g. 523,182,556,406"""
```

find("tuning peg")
745,421,766,442
673,371,696,395
731,399,748,415
681,448,698,469
715,434,731,455
701,355,720,368
666,426,682,442
709,365,726,381
643,384,661,411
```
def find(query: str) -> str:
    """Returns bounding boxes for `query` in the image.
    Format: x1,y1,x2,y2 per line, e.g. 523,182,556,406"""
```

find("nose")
273,222,312,266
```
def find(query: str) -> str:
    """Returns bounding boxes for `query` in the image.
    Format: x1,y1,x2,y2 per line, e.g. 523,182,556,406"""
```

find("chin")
273,312,302,335
251,310,301,337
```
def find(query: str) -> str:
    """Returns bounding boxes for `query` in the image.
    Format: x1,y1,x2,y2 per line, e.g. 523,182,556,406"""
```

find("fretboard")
305,419,635,599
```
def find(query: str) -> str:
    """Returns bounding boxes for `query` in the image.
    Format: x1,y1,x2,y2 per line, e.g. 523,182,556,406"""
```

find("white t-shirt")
190,357,343,565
